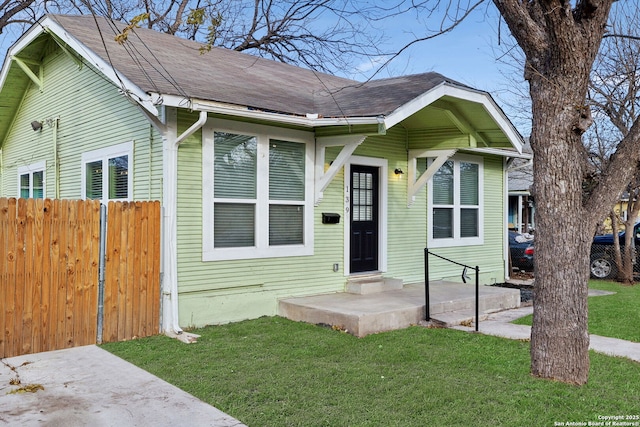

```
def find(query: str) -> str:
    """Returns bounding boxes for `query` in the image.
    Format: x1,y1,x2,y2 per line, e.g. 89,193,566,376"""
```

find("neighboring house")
0,14,526,333
508,139,534,233
601,193,639,234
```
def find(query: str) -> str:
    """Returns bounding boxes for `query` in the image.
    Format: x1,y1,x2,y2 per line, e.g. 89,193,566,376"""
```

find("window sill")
427,237,484,248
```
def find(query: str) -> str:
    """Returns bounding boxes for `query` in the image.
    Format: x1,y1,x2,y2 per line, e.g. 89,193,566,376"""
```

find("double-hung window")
81,141,133,202
202,119,313,261
18,161,46,198
428,154,483,247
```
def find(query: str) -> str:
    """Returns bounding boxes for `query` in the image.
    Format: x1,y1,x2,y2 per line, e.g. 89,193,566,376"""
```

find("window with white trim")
428,154,483,247
18,161,46,199
81,142,133,202
202,119,314,261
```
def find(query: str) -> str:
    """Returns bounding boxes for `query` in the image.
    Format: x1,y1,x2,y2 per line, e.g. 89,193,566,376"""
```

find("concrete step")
430,308,493,328
429,283,521,315
346,274,403,294
279,296,422,337
279,282,521,337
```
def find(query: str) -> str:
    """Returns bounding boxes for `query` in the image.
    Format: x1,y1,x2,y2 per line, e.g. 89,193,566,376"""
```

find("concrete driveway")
1,345,247,426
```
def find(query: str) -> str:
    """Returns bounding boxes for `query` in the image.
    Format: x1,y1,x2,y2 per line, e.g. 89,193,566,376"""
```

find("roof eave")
0,16,48,95
13,15,158,116
460,147,532,159
384,81,524,154
183,96,382,129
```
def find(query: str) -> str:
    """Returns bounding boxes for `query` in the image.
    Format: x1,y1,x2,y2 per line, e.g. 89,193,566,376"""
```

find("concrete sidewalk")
452,305,640,363
0,345,247,427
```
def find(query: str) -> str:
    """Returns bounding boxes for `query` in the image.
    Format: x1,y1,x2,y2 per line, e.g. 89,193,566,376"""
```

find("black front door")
350,165,379,273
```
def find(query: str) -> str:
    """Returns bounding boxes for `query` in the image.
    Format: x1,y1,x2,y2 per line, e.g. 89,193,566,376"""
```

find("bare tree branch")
0,0,36,34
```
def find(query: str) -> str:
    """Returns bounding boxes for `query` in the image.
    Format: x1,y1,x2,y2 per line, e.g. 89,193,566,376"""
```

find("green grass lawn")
513,280,640,342
102,311,640,426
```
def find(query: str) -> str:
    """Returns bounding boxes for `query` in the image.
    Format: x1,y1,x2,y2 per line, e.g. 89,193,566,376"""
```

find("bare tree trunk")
493,0,621,386
529,84,592,384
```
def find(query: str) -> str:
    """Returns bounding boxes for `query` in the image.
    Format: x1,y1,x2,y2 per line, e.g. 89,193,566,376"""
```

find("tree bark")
528,77,593,384
494,0,617,385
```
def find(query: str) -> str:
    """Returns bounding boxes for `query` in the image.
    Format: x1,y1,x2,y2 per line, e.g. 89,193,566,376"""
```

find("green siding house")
0,15,525,334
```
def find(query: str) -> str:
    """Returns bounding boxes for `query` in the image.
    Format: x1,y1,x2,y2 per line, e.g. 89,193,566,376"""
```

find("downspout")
176,111,208,145
52,118,59,198
163,109,207,343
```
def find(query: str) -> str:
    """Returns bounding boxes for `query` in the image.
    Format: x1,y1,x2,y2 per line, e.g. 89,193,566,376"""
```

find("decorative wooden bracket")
46,30,84,70
315,135,367,205
10,56,43,91
407,149,456,207
438,100,487,147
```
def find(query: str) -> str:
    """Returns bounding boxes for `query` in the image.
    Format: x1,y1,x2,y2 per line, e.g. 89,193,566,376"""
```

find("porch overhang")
384,82,523,154
392,87,525,207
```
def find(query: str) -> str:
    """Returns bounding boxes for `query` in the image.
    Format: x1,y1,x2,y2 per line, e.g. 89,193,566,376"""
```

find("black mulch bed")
492,271,534,303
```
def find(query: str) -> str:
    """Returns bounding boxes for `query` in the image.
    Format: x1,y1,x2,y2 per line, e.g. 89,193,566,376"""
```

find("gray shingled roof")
508,139,533,192
48,14,469,118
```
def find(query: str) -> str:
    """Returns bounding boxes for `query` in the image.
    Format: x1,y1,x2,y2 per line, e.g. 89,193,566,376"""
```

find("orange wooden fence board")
1,198,160,358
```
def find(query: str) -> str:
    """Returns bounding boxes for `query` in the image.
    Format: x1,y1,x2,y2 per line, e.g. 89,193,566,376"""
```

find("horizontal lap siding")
176,114,349,327
1,63,56,197
2,46,162,201
175,115,506,328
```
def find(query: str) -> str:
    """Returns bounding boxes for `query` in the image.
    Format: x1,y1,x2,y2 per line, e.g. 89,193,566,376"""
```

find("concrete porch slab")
278,282,520,337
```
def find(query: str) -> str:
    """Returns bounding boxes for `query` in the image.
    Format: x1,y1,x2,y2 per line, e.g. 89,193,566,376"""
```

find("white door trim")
344,156,388,276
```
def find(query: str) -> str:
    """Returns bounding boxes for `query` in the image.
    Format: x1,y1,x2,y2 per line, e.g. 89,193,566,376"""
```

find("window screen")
109,155,129,199
32,171,44,199
214,132,257,199
20,174,30,198
85,160,103,200
269,140,305,200
214,203,255,247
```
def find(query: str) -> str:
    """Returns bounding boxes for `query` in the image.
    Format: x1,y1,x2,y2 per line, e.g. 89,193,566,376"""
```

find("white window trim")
17,160,46,198
427,153,484,248
80,141,133,202
202,118,315,261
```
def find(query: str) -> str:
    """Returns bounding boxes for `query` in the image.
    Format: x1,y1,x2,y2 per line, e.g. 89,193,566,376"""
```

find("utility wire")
87,2,189,101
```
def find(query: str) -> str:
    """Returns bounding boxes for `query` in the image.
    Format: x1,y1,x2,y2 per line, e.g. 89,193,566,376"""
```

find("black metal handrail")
424,248,480,332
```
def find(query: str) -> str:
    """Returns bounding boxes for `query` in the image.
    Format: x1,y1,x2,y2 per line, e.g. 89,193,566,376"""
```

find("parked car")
509,231,534,271
590,222,640,279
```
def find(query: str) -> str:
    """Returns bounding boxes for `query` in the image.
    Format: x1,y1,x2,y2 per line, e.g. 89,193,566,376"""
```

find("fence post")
96,204,107,344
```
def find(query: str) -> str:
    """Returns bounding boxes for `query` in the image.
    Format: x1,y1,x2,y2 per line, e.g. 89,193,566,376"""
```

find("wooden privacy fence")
102,200,161,344
1,198,161,358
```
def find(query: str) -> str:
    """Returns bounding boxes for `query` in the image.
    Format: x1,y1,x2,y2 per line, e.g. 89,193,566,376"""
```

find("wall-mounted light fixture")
31,121,43,131
394,168,404,175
